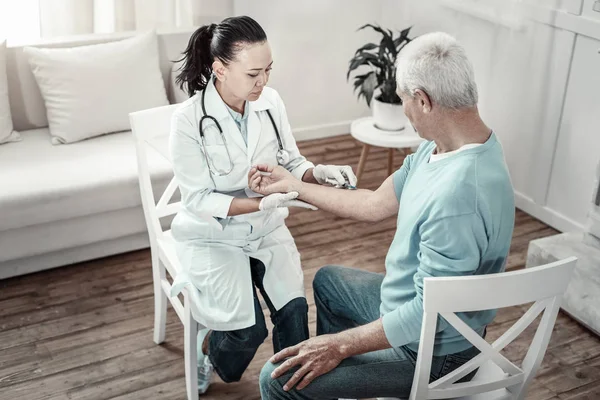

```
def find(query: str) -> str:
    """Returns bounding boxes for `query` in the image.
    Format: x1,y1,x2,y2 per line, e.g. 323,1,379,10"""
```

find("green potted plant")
347,24,413,131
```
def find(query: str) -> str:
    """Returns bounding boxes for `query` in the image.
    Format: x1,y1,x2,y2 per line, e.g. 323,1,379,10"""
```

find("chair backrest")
409,256,578,400
129,104,181,248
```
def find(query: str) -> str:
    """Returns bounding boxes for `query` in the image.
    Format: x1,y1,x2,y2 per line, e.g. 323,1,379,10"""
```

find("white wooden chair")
392,256,577,400
129,104,201,400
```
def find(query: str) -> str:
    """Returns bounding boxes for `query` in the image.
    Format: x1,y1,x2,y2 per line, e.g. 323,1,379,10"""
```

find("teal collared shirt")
225,101,249,146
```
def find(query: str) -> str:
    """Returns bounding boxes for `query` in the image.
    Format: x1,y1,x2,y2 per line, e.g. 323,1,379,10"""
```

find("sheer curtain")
0,0,233,42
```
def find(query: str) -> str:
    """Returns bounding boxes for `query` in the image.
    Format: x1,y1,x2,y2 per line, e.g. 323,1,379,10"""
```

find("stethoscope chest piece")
276,149,290,165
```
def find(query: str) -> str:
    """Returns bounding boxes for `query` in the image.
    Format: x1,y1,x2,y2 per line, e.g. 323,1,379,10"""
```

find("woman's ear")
212,60,227,82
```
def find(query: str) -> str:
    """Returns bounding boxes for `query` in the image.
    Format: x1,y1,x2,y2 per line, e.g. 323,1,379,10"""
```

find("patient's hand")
248,164,302,196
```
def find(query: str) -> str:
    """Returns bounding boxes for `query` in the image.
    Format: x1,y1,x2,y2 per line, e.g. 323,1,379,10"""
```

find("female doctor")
169,16,357,393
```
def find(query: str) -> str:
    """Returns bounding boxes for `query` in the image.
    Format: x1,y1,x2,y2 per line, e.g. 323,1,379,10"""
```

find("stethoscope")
199,88,290,176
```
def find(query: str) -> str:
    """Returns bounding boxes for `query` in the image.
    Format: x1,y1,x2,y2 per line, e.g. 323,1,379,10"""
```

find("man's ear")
414,89,432,113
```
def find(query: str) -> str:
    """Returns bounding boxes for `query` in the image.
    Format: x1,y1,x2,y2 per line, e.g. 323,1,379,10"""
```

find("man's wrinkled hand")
269,334,345,391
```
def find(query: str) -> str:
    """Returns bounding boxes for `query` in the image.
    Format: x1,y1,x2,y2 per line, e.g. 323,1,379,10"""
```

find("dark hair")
175,16,267,97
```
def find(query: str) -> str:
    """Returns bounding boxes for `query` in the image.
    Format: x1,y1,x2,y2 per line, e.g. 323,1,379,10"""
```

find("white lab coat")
168,78,314,331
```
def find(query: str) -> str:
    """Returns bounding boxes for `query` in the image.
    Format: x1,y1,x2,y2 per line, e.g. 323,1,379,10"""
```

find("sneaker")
197,328,213,395
198,353,214,394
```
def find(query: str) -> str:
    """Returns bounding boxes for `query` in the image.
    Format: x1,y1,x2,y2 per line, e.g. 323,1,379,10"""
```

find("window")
0,0,41,44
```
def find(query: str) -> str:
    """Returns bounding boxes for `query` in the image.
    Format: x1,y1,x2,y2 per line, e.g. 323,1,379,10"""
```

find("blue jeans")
208,258,309,383
260,265,481,399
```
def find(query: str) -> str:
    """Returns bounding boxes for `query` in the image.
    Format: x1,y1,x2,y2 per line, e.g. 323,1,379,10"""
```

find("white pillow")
24,31,169,144
0,40,21,145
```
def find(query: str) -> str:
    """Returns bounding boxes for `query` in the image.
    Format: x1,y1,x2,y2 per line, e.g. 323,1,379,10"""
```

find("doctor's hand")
313,164,357,188
259,192,300,211
248,164,302,196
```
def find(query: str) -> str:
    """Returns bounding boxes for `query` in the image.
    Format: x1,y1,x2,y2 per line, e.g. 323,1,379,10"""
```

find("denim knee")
244,324,269,349
280,297,308,315
213,324,269,383
222,323,268,353
259,361,276,397
313,265,341,295
314,265,349,303
259,361,289,399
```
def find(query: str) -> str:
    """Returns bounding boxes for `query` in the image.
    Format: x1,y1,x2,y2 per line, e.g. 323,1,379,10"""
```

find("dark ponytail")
175,16,267,97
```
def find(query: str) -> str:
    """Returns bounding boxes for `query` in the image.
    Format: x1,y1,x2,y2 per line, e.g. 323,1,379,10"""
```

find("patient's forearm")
338,319,391,358
227,198,261,216
301,168,319,184
296,182,378,222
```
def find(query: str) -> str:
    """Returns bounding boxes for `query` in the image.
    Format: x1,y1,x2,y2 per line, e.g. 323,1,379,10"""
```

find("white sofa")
0,30,192,279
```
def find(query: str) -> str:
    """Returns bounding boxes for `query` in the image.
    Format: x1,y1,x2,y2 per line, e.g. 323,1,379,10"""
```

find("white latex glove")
313,164,358,188
259,192,318,211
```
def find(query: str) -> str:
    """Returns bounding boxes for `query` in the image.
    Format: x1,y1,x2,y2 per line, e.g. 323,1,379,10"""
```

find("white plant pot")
372,97,407,131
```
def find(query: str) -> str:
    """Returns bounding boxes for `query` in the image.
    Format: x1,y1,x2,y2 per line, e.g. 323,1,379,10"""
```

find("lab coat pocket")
223,220,252,240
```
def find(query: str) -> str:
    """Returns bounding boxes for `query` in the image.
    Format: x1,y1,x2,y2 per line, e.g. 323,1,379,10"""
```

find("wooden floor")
1,134,599,400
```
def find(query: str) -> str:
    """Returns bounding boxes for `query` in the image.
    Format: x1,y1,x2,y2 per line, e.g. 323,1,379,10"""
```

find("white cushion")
0,40,21,145
24,31,169,144
0,128,173,233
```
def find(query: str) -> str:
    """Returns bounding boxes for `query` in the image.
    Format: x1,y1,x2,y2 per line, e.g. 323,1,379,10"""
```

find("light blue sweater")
381,133,515,355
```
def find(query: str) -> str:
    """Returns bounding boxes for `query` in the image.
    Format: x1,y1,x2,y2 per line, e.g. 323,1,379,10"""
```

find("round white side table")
350,116,424,185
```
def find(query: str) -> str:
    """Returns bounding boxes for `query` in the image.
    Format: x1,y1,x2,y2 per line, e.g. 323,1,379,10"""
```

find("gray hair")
395,32,478,109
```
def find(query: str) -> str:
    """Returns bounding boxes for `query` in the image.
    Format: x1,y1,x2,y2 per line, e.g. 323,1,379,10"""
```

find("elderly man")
250,32,515,399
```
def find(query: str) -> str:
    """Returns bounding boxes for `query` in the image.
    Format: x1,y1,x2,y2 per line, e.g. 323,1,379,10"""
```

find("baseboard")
515,190,585,233
293,120,354,141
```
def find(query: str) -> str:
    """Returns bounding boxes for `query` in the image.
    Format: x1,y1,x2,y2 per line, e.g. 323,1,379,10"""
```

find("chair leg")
184,293,199,399
387,148,394,176
356,144,371,187
152,252,167,345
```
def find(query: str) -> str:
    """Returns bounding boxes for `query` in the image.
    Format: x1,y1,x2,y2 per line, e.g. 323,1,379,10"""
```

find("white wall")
234,0,381,139
188,0,233,25
545,34,600,227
